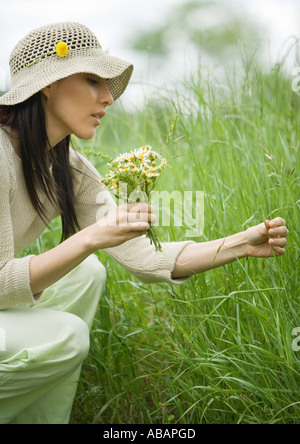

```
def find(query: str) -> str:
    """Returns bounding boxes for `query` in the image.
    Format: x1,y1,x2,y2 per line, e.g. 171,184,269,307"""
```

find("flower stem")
146,224,163,252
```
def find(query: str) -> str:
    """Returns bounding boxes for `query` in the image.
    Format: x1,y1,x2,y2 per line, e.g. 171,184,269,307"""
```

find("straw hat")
0,21,134,105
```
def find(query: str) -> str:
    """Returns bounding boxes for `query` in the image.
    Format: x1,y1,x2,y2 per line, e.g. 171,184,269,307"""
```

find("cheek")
53,81,90,113
46,79,97,138
50,92,88,128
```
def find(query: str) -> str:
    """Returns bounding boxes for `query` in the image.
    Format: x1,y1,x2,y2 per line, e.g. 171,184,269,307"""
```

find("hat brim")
0,52,134,106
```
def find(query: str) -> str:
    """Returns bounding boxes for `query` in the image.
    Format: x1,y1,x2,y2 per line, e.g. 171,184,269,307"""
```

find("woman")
0,22,289,424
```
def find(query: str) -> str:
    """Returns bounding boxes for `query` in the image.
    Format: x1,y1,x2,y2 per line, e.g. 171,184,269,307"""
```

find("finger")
127,203,153,213
272,246,286,256
127,212,157,224
128,221,150,231
269,237,287,247
118,203,147,213
269,217,286,228
268,226,289,237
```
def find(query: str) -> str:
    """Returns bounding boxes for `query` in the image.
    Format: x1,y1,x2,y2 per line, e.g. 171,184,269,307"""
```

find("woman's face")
41,73,114,146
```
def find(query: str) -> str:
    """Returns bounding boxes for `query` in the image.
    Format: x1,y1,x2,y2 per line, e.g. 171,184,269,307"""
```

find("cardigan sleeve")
0,147,37,310
71,149,196,285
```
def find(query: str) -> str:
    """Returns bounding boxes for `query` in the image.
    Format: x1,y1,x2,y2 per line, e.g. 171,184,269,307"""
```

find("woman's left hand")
245,217,289,258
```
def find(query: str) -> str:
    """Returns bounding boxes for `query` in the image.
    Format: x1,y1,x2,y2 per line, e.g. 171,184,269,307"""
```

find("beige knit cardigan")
0,129,194,310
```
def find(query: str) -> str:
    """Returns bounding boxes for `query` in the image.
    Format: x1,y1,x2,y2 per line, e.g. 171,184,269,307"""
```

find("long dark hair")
0,92,80,241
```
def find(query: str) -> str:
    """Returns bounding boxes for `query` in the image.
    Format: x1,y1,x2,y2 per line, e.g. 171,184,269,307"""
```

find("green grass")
20,58,300,423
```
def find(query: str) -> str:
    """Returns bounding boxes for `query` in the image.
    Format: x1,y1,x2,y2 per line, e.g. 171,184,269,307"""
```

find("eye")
87,77,99,85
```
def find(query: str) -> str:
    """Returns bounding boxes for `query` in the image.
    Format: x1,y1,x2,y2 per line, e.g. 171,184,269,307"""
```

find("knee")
0,309,90,381
39,311,91,373
61,313,90,369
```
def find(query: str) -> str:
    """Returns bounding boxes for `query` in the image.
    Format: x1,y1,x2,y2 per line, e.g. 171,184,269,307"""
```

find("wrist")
80,224,102,254
225,231,249,259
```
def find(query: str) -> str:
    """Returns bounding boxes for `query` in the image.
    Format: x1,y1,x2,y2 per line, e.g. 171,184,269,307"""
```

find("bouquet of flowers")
103,145,168,251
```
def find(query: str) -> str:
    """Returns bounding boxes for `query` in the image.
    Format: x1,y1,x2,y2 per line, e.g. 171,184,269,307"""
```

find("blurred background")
2,2,300,424
0,0,300,109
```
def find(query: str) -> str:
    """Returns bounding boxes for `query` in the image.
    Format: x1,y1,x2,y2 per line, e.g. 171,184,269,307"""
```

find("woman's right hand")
90,203,157,250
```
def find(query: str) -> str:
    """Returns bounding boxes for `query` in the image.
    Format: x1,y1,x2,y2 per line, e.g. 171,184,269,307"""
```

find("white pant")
0,254,106,424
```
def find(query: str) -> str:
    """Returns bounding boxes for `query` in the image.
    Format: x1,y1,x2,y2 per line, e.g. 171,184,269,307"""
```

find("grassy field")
22,58,300,423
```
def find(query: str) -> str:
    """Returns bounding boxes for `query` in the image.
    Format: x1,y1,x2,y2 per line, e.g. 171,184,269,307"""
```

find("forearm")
172,231,248,279
29,203,155,295
29,226,96,295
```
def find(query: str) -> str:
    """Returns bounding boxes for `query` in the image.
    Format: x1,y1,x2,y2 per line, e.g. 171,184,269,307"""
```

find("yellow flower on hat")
55,41,69,58
26,41,69,67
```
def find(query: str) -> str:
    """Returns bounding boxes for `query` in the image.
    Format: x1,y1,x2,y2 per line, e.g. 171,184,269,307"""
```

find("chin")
74,129,96,140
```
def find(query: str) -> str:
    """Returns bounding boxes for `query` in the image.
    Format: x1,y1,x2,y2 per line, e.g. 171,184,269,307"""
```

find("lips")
92,111,106,120
91,111,106,125
92,115,100,125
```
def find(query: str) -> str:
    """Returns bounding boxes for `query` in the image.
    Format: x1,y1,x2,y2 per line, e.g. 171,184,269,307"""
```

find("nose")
100,80,114,107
